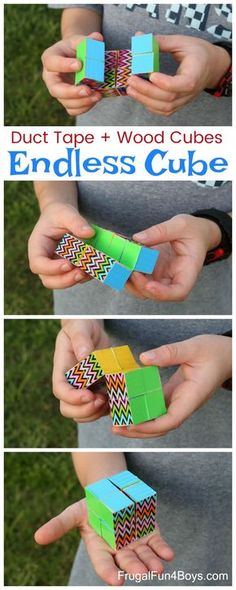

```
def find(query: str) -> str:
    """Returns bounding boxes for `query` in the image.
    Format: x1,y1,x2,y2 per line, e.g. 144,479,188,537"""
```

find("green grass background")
5,452,83,585
5,4,71,126
4,181,53,315
4,319,77,448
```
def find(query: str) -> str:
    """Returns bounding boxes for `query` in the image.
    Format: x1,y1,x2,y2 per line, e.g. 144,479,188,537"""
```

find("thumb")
70,32,104,50
35,500,86,545
58,204,95,239
133,215,186,246
140,339,194,367
70,324,95,361
88,32,104,42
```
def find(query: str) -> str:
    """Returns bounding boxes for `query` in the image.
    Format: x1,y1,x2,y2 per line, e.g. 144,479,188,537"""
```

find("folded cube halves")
86,470,157,549
75,33,159,96
55,224,159,292
65,345,166,425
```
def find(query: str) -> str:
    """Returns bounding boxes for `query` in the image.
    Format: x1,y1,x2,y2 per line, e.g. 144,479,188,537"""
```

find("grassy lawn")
4,319,77,448
4,4,72,126
4,181,53,315
5,452,83,586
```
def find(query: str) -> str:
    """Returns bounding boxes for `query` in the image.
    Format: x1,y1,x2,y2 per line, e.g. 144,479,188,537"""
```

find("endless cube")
75,33,159,96
55,233,132,292
75,38,105,85
65,345,166,426
55,226,159,292
85,470,157,549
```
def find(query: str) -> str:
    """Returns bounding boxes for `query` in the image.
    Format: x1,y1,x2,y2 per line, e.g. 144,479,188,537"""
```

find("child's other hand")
126,214,221,302
53,320,110,423
28,202,95,289
127,33,231,116
113,334,232,439
41,32,103,116
35,498,174,585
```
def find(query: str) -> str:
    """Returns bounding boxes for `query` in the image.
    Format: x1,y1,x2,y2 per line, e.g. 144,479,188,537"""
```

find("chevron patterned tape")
113,505,136,549
65,353,104,389
116,49,132,87
77,246,115,281
105,374,133,425
136,496,157,539
55,233,86,265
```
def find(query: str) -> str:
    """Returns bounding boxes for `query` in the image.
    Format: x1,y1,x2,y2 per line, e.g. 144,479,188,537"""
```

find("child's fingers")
43,55,82,74
30,254,72,276
147,532,175,561
132,544,164,574
127,75,177,102
54,384,95,406
85,541,123,587
60,396,108,420
62,95,101,110
39,269,90,289
48,80,93,100
149,71,195,94
35,500,85,545
115,547,148,575
127,86,174,115
140,338,196,368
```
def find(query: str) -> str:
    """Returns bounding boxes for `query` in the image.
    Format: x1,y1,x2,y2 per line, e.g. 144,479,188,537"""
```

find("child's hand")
113,334,232,439
127,34,231,116
126,214,222,302
35,498,174,585
53,320,110,422
28,202,95,289
41,32,103,116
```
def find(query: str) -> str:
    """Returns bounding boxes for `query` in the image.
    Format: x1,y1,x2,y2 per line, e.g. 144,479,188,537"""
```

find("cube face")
65,352,104,389
108,235,127,260
54,233,86,265
132,53,155,75
113,346,139,372
120,241,141,269
86,478,136,550
125,368,145,397
85,471,157,549
76,38,105,84
131,33,155,55
76,244,114,281
85,59,105,83
103,262,132,291
135,247,159,273
109,470,139,489
136,494,157,538
131,33,159,76
90,225,114,253
95,348,122,374
129,393,148,424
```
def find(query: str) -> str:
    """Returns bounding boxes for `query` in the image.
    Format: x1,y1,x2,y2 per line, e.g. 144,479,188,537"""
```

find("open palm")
35,499,174,586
